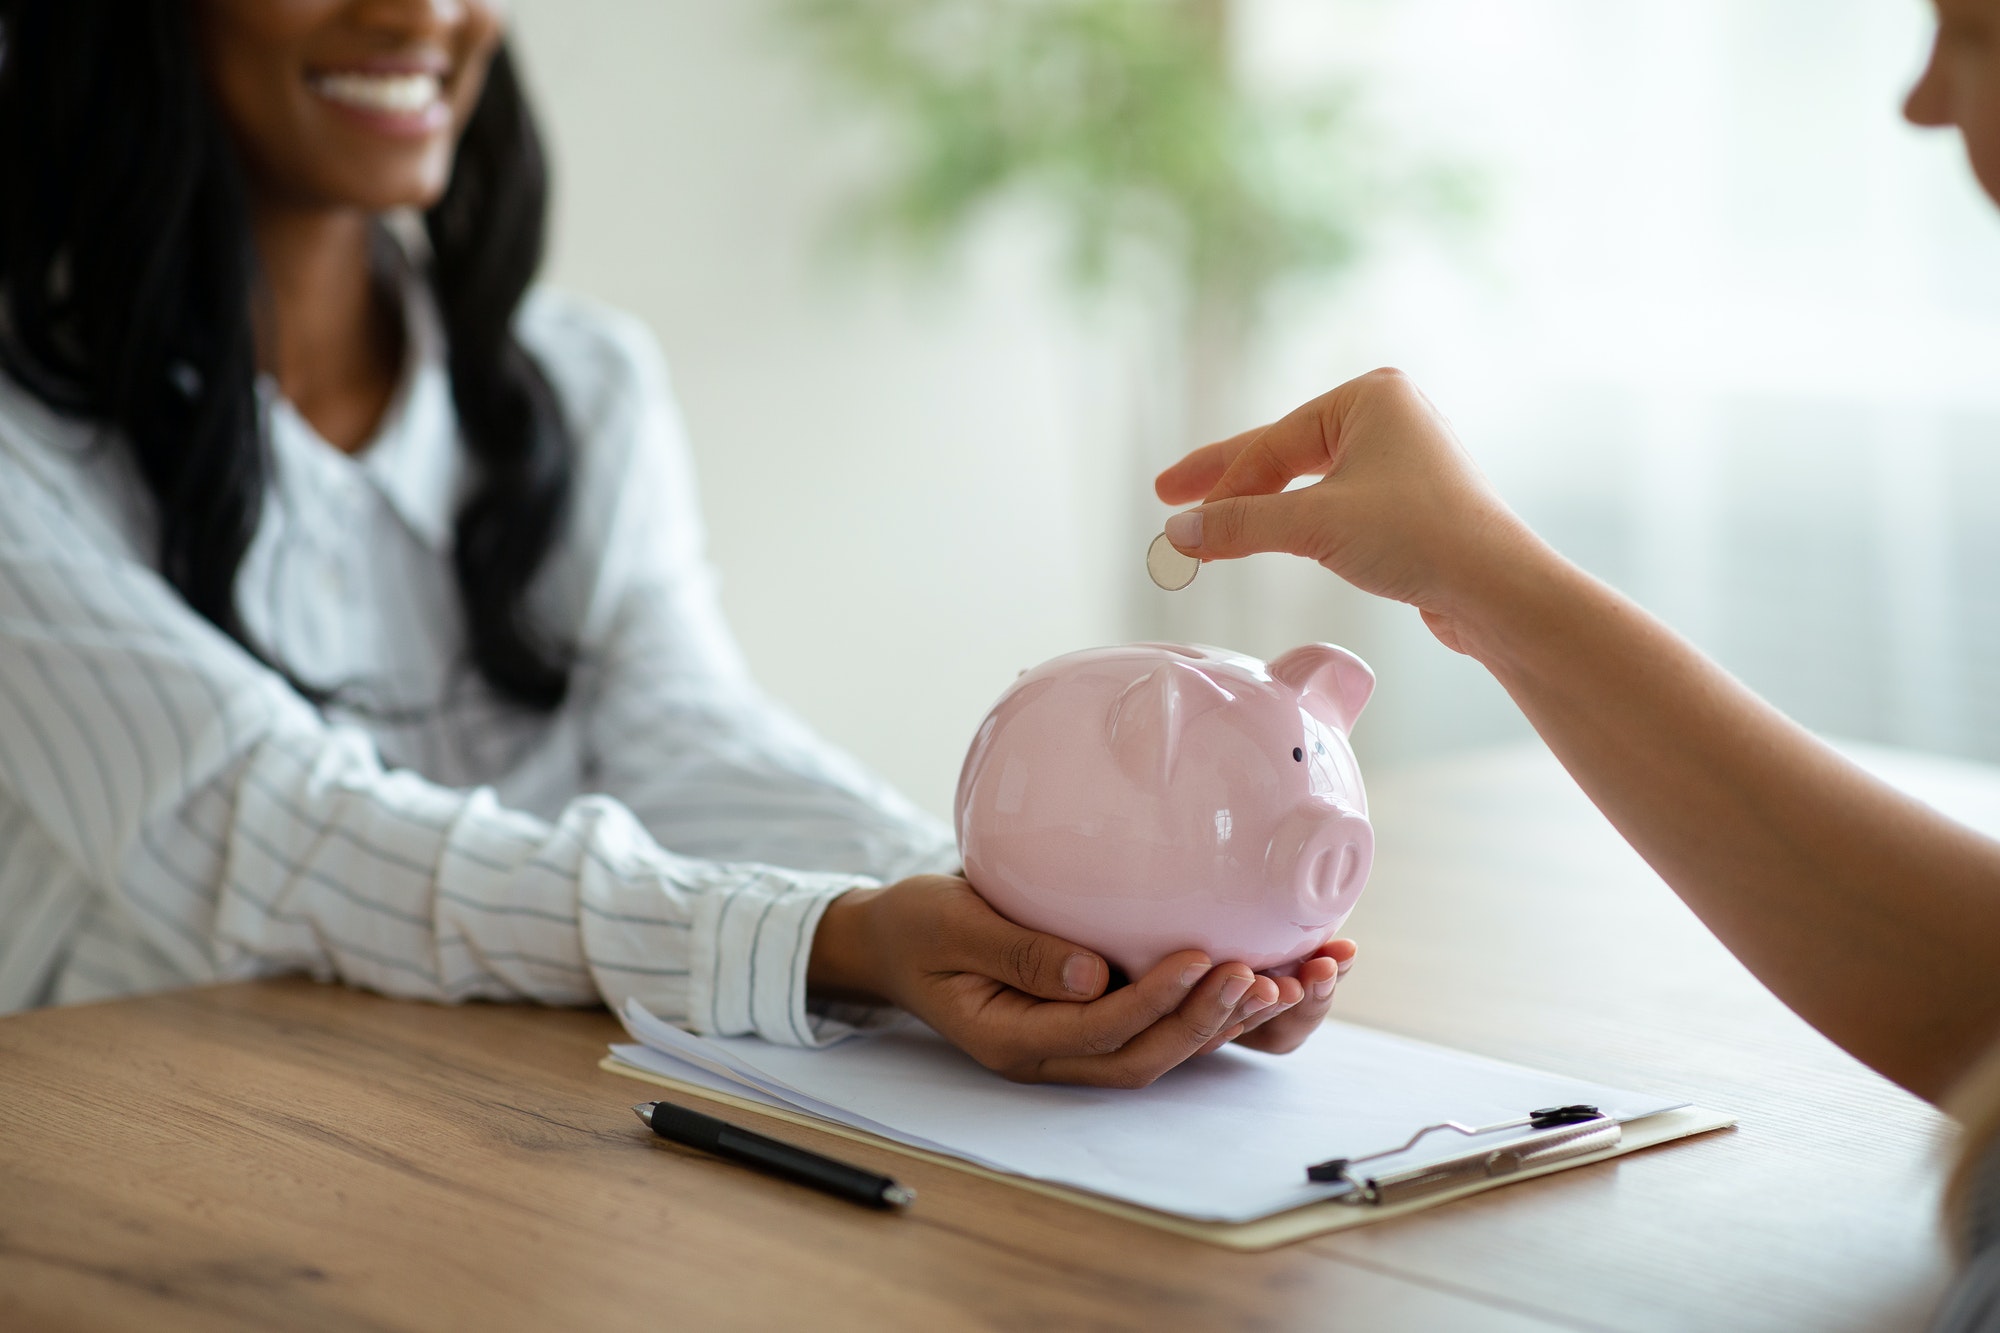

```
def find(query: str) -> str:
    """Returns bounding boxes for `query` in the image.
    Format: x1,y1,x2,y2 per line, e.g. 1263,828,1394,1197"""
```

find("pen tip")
882,1185,915,1208
632,1103,655,1125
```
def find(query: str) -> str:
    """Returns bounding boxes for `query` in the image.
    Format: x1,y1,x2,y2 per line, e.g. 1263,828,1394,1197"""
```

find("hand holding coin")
1147,532,1200,591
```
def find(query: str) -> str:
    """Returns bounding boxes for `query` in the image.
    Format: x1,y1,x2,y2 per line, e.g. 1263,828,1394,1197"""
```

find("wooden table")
0,742,1975,1332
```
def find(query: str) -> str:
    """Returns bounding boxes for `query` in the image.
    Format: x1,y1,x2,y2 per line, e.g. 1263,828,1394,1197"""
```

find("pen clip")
1306,1105,1620,1206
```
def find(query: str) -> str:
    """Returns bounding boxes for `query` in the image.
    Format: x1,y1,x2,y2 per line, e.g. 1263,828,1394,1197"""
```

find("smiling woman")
0,0,1344,1088
0,0,568,710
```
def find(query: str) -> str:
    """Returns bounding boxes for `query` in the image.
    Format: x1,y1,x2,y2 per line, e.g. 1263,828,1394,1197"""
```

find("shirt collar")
263,225,463,552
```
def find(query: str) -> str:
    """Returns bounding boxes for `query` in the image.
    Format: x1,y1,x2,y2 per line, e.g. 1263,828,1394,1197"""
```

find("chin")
291,73,470,213
354,178,451,214
1964,127,2000,211
316,151,456,215
1975,161,2000,214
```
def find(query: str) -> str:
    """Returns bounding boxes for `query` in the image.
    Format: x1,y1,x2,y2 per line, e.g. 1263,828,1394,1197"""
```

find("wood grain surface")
0,741,1971,1332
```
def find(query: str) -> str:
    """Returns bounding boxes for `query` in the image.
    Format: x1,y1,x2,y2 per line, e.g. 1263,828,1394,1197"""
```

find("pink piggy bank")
954,642,1375,978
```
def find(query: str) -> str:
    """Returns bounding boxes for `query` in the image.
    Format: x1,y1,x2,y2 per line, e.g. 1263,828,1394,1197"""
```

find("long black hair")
0,1,575,712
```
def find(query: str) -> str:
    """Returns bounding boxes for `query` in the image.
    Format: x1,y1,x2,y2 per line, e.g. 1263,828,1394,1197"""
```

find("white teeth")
311,72,442,115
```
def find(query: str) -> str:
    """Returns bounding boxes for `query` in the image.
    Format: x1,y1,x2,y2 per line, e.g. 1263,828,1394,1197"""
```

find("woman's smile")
307,63,452,137
194,0,504,213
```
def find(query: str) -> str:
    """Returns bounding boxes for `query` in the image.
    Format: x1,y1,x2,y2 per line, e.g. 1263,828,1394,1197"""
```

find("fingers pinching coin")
1147,532,1200,591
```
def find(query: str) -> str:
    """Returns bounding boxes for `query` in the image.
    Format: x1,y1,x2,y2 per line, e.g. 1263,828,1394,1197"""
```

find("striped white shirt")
0,261,956,1043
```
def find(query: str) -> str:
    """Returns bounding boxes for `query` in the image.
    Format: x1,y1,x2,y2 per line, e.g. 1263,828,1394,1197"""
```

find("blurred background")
511,0,2000,821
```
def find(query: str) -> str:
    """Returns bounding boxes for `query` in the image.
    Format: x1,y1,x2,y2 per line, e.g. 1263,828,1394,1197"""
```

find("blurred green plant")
780,0,1471,322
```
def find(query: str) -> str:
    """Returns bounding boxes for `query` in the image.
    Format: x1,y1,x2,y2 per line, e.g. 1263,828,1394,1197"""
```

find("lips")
309,71,444,116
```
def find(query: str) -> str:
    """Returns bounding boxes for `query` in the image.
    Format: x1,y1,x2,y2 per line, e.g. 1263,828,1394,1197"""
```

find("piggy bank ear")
1269,643,1374,732
1109,662,1233,787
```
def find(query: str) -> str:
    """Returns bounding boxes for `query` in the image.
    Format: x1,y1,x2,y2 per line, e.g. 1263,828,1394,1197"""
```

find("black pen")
632,1101,915,1210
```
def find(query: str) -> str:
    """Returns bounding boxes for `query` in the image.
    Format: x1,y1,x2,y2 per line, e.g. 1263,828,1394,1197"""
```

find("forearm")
1454,539,2000,1100
188,723,877,1043
1161,369,2000,1097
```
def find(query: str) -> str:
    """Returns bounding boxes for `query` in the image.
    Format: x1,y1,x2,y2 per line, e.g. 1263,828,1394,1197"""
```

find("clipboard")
599,1033,1734,1252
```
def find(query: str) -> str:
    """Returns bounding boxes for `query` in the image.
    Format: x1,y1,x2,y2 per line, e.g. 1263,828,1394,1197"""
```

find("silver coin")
1147,532,1200,591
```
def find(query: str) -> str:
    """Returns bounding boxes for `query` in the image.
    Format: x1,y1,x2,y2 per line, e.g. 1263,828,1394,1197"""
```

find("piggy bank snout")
1267,805,1374,918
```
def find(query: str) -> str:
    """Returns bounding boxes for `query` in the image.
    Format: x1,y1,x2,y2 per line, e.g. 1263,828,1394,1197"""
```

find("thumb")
954,901,1108,1001
1165,488,1332,562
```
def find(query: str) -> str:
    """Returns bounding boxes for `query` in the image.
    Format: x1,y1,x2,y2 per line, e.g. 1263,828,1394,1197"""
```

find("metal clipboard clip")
1305,1104,1621,1207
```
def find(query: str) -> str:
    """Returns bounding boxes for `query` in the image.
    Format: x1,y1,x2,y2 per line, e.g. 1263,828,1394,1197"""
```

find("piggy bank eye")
1292,747,1304,762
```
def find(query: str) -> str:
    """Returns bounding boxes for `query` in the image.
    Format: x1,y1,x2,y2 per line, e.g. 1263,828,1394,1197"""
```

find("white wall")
1188,0,2000,768
510,0,1135,820
512,0,2000,798
1338,0,2000,767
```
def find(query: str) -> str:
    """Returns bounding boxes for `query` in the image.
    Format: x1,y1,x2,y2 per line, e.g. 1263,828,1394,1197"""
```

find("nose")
1267,806,1374,917
1306,841,1366,914
1905,37,1952,129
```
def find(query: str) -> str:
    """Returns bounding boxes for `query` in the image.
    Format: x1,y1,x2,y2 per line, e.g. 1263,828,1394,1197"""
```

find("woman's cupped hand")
808,876,1355,1087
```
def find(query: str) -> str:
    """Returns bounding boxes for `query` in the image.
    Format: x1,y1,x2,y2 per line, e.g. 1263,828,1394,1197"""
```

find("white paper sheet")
614,1001,1686,1224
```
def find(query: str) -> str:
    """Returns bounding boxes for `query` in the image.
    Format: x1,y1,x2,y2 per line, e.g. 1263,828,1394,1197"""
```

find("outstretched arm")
1157,369,2000,1103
